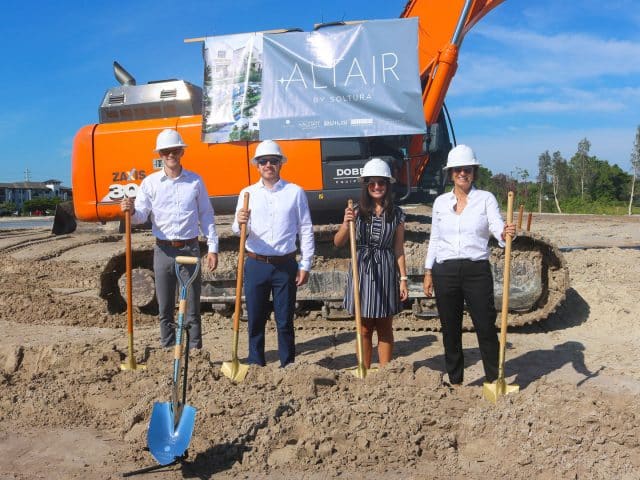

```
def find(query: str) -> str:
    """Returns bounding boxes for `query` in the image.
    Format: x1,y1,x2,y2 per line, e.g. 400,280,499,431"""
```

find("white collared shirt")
425,187,505,269
131,168,219,253
232,178,315,271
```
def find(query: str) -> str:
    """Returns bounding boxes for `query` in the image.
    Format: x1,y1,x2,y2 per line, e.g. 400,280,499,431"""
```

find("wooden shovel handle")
348,200,363,339
233,192,250,332
498,192,514,351
125,209,133,335
175,256,199,265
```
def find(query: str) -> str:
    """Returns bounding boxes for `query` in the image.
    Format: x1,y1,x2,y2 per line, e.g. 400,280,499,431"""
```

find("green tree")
22,197,61,214
551,151,568,213
0,201,17,215
588,159,629,202
475,166,494,191
514,166,530,206
489,173,511,205
537,150,551,213
570,138,592,201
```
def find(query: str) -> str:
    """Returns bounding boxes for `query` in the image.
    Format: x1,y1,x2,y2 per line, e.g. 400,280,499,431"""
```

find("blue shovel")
148,255,200,466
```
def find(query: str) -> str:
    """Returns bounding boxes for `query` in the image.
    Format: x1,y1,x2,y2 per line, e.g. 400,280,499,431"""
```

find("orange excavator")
68,0,505,223
60,0,570,327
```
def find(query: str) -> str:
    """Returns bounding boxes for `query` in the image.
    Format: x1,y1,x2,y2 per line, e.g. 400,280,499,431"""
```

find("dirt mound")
2,342,638,479
1,214,640,479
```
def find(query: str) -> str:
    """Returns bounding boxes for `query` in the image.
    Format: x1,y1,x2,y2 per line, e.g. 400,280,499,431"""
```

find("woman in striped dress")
334,158,409,368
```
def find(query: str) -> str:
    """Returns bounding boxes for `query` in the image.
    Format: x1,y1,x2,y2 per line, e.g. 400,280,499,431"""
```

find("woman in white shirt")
423,145,515,386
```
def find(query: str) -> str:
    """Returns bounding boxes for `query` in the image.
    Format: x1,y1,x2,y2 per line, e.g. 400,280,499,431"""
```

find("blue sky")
1,0,639,186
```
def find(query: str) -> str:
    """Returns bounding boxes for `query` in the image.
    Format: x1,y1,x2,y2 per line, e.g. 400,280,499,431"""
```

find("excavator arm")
401,0,506,125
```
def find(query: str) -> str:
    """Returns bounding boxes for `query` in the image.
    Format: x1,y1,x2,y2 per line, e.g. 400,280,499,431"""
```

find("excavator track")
93,209,570,331
2,206,569,331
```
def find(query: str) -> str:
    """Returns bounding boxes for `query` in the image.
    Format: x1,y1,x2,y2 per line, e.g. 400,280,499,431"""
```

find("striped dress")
343,205,406,318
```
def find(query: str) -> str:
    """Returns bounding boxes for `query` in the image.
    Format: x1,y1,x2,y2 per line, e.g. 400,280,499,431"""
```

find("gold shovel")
221,192,250,382
483,191,518,402
347,199,376,379
121,169,145,371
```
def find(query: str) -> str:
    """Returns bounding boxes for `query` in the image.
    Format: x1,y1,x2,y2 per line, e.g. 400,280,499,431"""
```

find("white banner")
201,18,425,143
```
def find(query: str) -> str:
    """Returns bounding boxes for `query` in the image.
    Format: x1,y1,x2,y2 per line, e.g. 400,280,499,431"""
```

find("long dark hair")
358,177,395,222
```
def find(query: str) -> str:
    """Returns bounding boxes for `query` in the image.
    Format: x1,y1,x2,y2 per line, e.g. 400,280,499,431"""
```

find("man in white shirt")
121,128,219,349
233,140,314,367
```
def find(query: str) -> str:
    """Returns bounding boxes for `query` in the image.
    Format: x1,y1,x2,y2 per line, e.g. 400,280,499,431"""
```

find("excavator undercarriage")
98,210,569,330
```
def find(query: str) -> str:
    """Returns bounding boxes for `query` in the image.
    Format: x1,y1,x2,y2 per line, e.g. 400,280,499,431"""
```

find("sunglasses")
257,156,281,166
159,147,183,156
452,166,474,174
366,179,388,187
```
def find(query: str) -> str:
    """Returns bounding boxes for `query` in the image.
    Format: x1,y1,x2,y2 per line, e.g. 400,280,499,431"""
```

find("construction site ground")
0,206,639,479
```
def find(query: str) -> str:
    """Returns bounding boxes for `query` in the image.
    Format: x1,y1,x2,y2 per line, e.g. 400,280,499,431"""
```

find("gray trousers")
153,243,202,349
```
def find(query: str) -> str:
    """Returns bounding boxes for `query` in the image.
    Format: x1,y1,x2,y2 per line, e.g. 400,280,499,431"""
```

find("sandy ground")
0,210,639,479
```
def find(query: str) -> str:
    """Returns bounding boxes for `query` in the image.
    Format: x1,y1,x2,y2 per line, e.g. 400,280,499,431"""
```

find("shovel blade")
347,365,378,379
148,402,197,465
120,358,146,371
221,359,249,383
482,379,519,404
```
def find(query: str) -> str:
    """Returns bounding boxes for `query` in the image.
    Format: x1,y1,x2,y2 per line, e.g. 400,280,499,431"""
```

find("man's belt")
156,237,199,248
246,251,296,264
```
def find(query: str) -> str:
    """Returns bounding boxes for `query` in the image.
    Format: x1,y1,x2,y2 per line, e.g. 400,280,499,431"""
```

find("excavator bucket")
51,201,77,235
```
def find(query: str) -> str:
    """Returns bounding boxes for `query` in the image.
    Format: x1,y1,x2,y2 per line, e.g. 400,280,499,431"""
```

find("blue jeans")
244,256,298,367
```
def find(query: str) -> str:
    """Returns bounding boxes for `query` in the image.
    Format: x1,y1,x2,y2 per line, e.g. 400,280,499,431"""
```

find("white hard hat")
252,140,287,164
443,144,481,170
359,158,396,183
155,129,187,152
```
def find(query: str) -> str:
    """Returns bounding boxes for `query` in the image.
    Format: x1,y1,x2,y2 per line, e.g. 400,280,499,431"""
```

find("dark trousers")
154,243,202,349
244,256,298,367
432,259,498,384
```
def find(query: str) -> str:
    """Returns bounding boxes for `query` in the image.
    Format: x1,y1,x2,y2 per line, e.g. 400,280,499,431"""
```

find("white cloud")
450,26,640,96
456,99,622,116
453,86,640,117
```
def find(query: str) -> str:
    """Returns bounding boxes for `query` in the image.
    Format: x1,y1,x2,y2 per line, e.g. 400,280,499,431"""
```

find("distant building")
0,179,71,210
